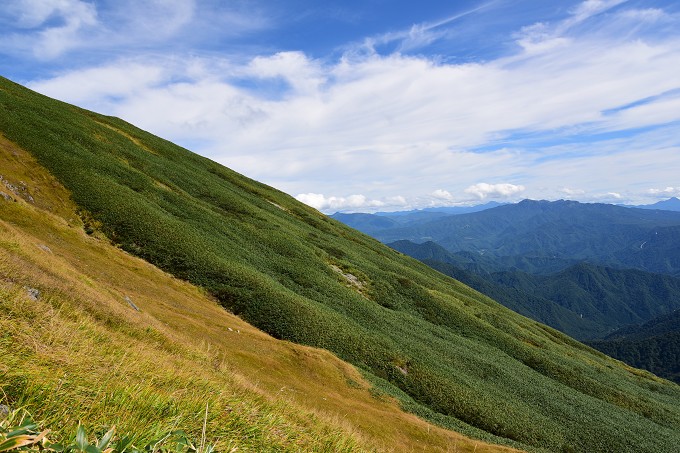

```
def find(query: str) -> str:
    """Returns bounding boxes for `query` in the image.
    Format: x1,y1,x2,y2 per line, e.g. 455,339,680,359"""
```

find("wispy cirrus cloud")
514,0,628,53
3,0,99,58
351,1,497,56
0,0,269,61
8,0,98,29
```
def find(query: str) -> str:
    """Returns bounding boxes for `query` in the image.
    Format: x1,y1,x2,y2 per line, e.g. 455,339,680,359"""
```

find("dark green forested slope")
423,259,605,340
391,240,680,340
588,311,680,384
2,76,680,453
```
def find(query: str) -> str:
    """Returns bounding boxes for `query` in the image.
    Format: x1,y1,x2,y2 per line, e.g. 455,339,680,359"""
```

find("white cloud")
0,0,268,61
357,2,495,55
431,189,454,200
464,183,526,200
388,195,408,206
246,52,325,96
515,0,627,55
515,22,571,54
7,0,96,29
560,187,586,197
6,0,99,58
566,0,627,27
28,62,168,104
295,193,407,213
123,0,196,38
619,8,668,23
30,30,679,208
603,94,680,131
521,129,680,205
648,187,680,197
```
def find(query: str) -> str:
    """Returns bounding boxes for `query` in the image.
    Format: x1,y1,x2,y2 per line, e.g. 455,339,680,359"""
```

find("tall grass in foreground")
0,407,214,453
0,187,365,451
0,235,363,452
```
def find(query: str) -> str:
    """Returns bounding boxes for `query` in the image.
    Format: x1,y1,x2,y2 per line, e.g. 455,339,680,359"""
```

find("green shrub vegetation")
2,75,680,452
1,137,492,452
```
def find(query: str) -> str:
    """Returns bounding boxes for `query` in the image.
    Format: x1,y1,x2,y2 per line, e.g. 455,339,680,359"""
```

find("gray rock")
3,181,19,194
0,404,9,418
26,287,40,301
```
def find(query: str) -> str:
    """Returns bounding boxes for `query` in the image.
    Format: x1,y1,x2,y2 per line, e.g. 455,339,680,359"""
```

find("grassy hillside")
0,127,509,452
2,75,680,452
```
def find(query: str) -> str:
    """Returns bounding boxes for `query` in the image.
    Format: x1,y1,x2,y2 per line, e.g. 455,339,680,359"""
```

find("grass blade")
97,426,115,450
75,425,88,451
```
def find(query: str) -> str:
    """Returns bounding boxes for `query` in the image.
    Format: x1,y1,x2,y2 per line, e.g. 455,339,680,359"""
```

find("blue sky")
1,0,679,212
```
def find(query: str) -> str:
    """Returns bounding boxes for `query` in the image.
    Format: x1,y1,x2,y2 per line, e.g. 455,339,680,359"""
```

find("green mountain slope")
0,137,502,452
527,263,680,330
390,240,680,340
587,311,680,384
602,309,680,341
3,75,680,453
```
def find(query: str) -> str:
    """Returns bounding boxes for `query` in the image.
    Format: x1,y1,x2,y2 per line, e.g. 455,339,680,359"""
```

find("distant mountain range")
334,197,680,221
629,197,680,211
332,201,505,235
340,199,680,276
374,201,507,218
334,199,680,385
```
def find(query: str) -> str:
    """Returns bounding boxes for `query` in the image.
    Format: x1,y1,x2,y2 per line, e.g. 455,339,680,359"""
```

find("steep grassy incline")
0,126,509,452
2,76,680,452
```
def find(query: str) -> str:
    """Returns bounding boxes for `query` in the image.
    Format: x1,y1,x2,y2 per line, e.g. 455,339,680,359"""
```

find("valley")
336,201,680,384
